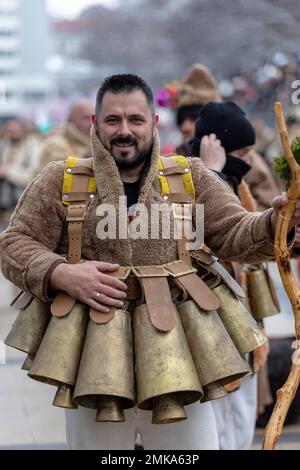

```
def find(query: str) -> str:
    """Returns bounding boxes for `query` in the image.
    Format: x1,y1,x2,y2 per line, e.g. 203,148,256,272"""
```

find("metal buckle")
164,260,197,277
171,203,193,220
66,204,86,222
115,267,132,280
132,266,169,278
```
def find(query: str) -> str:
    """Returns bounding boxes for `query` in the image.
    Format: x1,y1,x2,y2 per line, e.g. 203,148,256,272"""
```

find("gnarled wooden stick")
262,102,300,450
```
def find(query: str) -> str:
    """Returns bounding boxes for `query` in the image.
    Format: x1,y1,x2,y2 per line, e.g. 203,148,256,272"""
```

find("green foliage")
274,137,300,189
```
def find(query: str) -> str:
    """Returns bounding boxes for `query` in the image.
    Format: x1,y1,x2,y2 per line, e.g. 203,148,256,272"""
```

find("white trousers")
65,401,219,450
212,374,257,450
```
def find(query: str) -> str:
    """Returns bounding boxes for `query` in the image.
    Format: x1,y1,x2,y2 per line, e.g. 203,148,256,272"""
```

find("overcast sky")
47,0,119,18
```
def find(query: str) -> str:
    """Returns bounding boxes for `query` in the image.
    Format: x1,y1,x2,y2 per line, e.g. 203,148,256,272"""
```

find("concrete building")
0,0,56,119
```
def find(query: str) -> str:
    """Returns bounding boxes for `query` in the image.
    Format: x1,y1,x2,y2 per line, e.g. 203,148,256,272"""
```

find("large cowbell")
5,296,50,371
213,283,267,356
178,300,251,401
73,309,135,423
28,302,89,409
247,266,280,320
134,304,203,425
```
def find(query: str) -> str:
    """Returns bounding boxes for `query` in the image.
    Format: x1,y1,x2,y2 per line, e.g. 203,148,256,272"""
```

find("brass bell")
5,298,50,367
178,300,251,402
213,283,267,357
21,355,35,371
152,394,187,424
28,302,89,409
240,271,252,314
247,267,280,320
73,310,135,422
203,382,228,401
134,304,203,424
53,384,78,409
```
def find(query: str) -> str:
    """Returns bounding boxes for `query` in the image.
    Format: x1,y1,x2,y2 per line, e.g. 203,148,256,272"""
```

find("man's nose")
117,120,132,136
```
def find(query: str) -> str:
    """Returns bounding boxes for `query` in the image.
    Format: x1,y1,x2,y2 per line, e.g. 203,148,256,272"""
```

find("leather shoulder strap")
62,157,96,264
158,155,195,264
62,156,96,206
158,155,195,203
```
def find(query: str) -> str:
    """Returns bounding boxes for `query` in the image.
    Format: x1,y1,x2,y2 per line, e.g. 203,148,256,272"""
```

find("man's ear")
153,114,159,136
92,114,97,125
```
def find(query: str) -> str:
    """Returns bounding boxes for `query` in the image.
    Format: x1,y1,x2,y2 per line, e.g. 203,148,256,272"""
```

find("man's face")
179,118,196,142
96,90,158,169
6,120,25,142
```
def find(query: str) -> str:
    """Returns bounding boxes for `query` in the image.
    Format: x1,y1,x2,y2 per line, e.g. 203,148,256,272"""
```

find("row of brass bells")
5,298,50,371
28,302,89,409
213,283,268,357
178,301,251,401
134,304,202,424
247,267,280,320
73,309,135,422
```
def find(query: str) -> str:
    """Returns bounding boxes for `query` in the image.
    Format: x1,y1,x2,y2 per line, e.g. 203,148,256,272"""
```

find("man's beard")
110,136,153,170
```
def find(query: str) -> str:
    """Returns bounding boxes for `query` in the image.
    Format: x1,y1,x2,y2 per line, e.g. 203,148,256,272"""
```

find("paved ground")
0,277,66,450
0,262,299,450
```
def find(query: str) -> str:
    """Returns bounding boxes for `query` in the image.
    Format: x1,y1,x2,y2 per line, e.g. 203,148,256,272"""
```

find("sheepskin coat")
0,125,275,302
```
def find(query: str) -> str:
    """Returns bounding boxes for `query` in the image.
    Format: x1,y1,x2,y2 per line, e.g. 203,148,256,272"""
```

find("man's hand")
200,134,226,172
270,194,300,236
50,261,127,313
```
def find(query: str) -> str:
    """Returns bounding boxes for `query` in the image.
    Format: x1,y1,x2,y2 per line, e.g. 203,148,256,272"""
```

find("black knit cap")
191,101,255,156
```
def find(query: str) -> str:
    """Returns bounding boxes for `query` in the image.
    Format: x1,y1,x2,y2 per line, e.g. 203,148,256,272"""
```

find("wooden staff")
262,102,300,450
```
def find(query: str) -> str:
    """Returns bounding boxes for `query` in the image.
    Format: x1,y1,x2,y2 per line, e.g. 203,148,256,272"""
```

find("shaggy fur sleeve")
188,158,276,263
0,161,67,301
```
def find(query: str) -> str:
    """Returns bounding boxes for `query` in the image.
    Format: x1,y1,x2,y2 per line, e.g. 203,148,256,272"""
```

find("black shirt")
123,180,141,209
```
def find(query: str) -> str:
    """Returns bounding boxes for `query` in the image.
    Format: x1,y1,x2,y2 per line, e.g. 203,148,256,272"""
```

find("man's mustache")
111,137,138,146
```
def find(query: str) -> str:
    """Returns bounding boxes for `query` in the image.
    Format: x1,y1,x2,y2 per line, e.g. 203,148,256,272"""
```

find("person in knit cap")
176,64,221,145
190,101,255,192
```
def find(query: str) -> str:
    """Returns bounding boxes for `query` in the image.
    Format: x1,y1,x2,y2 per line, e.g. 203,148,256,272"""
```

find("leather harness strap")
65,158,95,265
159,157,193,265
51,158,94,318
53,155,225,324
133,266,177,332
164,261,220,312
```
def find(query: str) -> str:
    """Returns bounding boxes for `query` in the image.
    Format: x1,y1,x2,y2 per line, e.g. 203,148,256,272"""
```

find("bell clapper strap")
164,260,220,312
51,158,95,318
132,266,177,332
159,157,194,265
90,267,131,325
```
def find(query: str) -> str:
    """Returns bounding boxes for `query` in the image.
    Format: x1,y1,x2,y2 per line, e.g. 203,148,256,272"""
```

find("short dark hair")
95,74,155,117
